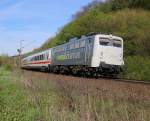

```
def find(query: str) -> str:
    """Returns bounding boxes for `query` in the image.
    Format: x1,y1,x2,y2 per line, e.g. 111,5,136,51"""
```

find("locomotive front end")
92,34,124,74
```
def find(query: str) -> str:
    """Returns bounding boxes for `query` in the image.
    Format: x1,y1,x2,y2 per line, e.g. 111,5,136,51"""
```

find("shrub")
0,55,13,70
122,56,150,81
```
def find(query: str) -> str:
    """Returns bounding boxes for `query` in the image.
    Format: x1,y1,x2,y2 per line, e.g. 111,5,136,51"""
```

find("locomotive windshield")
99,38,122,47
113,39,122,47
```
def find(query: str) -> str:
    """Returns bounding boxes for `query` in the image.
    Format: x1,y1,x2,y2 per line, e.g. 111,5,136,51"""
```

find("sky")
0,0,101,56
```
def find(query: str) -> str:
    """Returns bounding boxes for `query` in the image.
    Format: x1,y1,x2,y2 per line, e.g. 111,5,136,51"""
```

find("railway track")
22,69,150,85
112,78,150,85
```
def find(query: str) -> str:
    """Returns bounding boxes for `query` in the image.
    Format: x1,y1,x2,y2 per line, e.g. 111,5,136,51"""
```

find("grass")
0,66,150,121
23,72,150,121
0,67,36,121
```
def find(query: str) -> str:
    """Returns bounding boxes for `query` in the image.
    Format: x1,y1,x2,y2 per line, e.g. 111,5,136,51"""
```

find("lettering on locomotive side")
65,52,80,60
56,55,65,61
56,52,81,61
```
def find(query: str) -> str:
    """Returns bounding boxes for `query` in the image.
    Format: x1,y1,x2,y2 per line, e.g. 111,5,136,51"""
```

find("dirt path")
22,70,150,102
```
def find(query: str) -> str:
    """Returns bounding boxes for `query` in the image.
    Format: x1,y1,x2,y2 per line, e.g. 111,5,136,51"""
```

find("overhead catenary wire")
22,40,37,49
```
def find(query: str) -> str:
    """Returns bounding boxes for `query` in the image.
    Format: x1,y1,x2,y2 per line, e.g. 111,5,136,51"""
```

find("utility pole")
17,40,24,68
17,40,36,68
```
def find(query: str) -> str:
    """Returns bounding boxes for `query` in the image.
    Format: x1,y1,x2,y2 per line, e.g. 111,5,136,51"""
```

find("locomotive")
22,33,124,76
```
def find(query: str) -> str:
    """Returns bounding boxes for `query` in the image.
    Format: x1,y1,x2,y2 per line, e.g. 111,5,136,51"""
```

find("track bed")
22,70,150,102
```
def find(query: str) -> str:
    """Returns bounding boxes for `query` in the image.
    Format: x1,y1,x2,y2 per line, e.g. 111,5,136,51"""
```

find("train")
22,33,124,76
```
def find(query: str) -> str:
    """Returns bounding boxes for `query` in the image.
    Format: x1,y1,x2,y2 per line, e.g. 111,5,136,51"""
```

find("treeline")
73,0,150,18
110,0,150,11
0,55,13,70
40,0,150,57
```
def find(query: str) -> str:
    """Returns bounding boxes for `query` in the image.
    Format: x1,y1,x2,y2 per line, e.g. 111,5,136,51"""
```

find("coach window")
44,54,45,59
41,55,43,60
47,53,49,60
42,55,44,60
40,55,42,60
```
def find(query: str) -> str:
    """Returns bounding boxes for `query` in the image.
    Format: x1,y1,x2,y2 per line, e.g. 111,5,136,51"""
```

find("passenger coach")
22,49,51,71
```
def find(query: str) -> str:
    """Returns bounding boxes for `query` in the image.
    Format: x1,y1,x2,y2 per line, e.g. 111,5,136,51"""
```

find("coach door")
85,38,93,66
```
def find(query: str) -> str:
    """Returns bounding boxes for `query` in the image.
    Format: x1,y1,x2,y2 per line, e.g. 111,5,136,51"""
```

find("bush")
122,56,150,81
110,0,150,11
0,55,13,70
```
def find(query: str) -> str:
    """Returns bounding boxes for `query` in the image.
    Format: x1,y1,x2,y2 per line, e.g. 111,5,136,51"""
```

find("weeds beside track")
22,69,150,101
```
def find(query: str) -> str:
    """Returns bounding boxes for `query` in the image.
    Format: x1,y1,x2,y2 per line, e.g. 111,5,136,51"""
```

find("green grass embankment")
0,67,36,121
0,67,150,121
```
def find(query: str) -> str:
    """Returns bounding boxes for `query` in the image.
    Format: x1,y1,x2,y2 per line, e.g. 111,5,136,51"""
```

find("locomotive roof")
69,33,123,41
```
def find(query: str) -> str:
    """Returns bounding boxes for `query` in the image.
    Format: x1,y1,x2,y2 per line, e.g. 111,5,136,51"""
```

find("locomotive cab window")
99,38,122,47
99,39,111,46
113,40,122,47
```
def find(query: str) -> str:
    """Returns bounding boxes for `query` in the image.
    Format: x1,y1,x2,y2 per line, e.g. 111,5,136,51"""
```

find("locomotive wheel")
52,66,60,74
72,66,78,76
